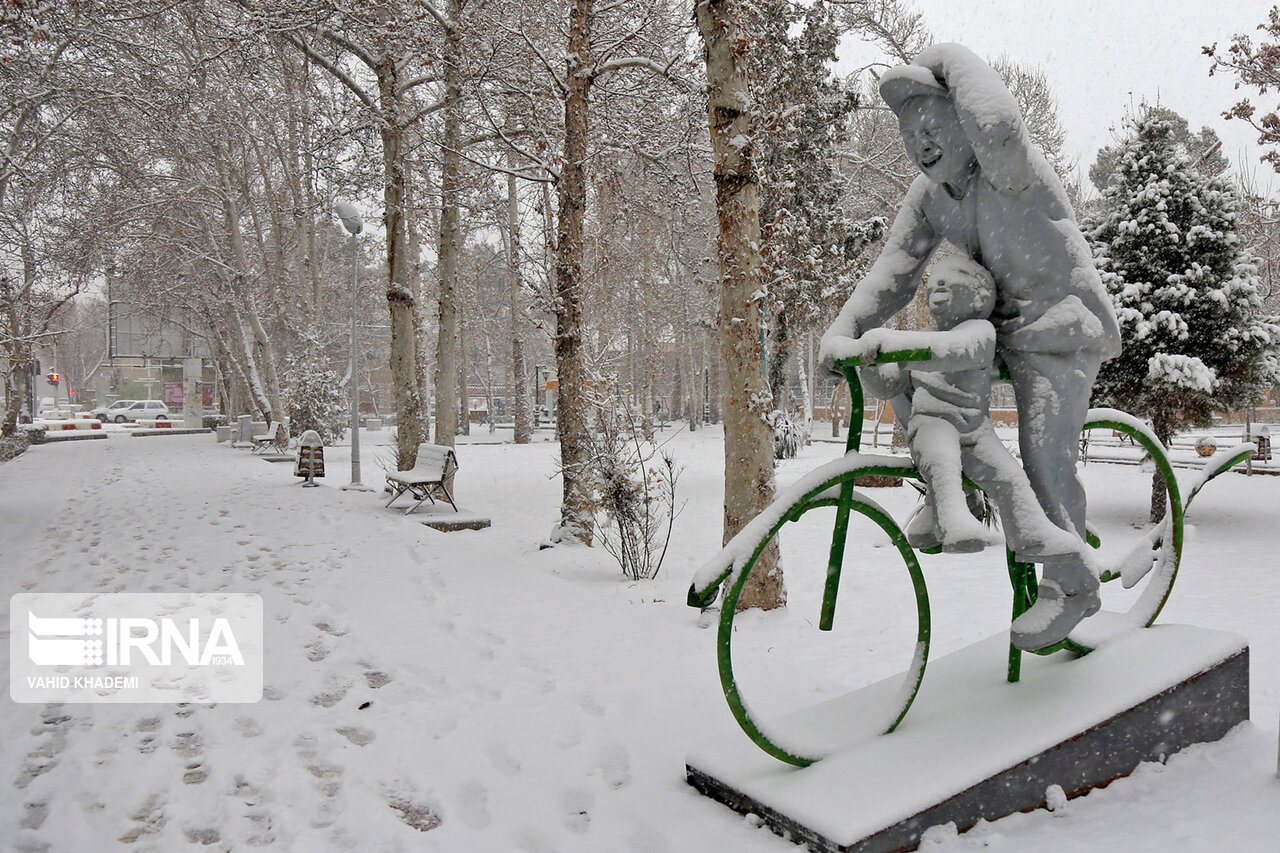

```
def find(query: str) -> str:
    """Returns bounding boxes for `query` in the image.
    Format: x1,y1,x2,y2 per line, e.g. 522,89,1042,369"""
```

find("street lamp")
335,200,371,491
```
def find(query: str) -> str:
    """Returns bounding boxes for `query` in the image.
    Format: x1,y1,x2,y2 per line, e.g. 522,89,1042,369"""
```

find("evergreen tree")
752,1,884,408
284,345,348,445
1086,109,1280,520
1088,104,1228,194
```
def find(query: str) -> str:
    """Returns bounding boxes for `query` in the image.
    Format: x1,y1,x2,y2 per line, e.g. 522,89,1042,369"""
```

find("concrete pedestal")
687,624,1248,853
413,504,492,532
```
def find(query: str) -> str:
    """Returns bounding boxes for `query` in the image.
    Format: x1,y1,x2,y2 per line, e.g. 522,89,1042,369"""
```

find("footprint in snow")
335,726,376,746
455,780,491,829
309,675,352,708
363,669,394,689
19,799,49,831
595,740,632,789
483,741,522,776
384,787,442,833
305,639,330,662
561,786,594,833
14,705,72,791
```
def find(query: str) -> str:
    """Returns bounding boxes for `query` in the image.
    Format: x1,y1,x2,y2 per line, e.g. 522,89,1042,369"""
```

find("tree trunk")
376,55,425,469
685,325,699,431
830,382,844,438
457,306,470,436
506,162,533,444
1150,410,1171,523
3,351,32,436
640,243,655,440
215,138,284,423
549,0,596,546
432,0,463,451
768,311,789,413
696,0,784,611
405,109,433,440
244,306,284,423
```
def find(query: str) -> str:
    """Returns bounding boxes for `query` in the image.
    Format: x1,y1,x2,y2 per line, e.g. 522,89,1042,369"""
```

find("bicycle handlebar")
835,348,932,454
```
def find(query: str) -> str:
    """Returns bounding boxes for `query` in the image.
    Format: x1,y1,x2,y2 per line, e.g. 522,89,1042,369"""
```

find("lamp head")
334,200,363,236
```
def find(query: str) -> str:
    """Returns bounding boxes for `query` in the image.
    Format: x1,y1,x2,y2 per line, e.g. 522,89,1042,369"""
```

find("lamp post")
335,200,371,491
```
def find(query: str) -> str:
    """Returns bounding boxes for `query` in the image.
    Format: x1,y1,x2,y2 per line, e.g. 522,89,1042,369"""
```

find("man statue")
818,44,1121,651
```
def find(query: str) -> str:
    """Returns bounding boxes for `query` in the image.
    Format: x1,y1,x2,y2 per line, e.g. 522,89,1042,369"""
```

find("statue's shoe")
1009,580,1101,651
904,504,943,550
939,518,988,553
1012,527,1086,565
943,536,986,554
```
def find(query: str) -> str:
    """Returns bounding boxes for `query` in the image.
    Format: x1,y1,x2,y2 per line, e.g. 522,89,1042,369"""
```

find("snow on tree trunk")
506,160,534,445
217,147,283,423
405,120,434,440
2,349,31,437
376,54,426,470
244,305,284,424
457,308,470,437
551,0,596,546
433,0,463,453
696,0,784,611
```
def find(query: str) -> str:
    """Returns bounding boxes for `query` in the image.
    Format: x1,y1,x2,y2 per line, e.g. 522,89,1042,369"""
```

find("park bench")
385,443,459,515
251,421,289,455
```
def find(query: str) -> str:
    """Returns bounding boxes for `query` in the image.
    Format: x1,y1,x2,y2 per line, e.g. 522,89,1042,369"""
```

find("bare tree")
230,0,451,467
476,0,692,545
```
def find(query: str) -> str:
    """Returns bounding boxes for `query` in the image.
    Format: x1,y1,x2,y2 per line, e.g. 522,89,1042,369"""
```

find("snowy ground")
1,424,1277,852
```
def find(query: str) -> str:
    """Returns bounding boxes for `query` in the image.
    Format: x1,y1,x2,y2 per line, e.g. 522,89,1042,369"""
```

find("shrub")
285,349,348,444
0,431,30,463
587,406,683,581
770,410,809,459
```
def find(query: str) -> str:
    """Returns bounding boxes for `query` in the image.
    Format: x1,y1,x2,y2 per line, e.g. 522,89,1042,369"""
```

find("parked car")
89,400,137,422
114,400,171,423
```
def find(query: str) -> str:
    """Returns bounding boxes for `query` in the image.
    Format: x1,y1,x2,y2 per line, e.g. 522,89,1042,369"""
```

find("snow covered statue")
849,255,1085,563
819,44,1122,652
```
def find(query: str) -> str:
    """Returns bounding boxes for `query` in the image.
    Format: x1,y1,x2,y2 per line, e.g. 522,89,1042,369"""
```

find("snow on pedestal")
686,625,1248,853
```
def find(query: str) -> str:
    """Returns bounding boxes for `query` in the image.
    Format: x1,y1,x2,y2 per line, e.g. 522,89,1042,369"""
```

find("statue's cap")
879,65,949,114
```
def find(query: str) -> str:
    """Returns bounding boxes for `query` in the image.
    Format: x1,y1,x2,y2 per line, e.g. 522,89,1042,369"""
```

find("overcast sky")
836,0,1280,192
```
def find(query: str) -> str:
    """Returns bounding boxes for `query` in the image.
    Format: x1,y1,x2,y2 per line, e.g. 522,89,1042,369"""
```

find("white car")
114,400,171,423
89,400,137,422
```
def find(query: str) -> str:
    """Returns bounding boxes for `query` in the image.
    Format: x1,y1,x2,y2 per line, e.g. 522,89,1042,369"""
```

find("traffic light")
47,372,59,386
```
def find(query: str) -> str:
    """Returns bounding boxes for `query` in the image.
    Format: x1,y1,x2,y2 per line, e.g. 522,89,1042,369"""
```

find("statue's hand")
818,332,880,375
861,363,909,400
818,333,853,376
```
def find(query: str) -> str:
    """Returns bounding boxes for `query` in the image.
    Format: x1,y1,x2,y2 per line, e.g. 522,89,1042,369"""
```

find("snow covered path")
0,432,783,851
1,429,1278,851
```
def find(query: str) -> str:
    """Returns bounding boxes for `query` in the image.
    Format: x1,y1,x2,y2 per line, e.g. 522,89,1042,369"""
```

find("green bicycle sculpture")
687,352,1255,768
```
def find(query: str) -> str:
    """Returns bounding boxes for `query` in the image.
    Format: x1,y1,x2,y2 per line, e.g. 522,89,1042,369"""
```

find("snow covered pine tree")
1086,109,1280,520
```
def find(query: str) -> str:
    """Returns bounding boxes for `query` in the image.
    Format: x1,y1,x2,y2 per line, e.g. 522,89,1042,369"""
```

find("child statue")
819,44,1121,651
849,254,1085,566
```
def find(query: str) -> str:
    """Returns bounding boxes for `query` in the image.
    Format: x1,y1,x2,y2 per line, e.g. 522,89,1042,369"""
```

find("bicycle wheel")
690,455,931,767
1063,410,1255,652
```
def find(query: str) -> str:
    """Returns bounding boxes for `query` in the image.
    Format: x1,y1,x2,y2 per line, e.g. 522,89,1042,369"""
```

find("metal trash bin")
1255,426,1272,462
295,430,325,486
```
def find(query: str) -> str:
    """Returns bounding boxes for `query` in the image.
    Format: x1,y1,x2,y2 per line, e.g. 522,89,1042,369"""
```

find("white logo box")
10,593,262,703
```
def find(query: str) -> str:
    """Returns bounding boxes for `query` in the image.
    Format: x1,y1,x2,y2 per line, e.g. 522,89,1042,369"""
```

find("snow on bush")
284,347,348,444
586,403,682,581
770,409,809,459
1086,109,1280,447
1146,353,1215,393
0,431,29,463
